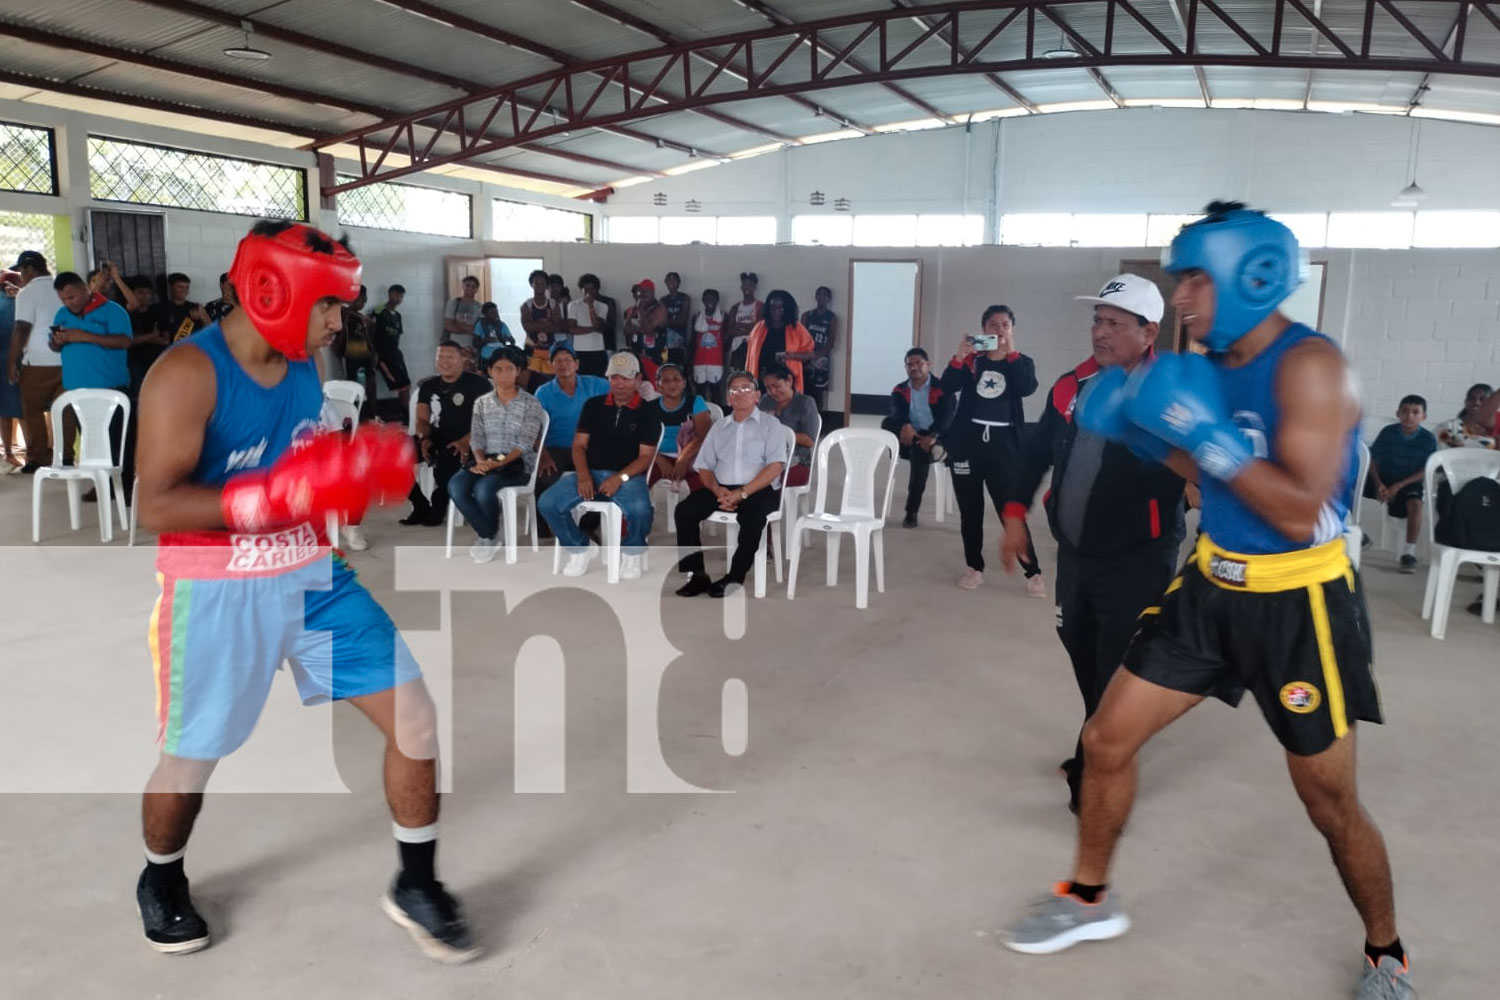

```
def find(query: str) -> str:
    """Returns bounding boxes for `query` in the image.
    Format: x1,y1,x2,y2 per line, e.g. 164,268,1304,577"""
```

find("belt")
1194,533,1351,593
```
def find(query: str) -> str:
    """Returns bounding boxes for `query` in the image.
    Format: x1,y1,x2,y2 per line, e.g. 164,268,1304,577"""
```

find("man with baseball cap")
4,250,64,472
999,273,1186,812
537,350,661,579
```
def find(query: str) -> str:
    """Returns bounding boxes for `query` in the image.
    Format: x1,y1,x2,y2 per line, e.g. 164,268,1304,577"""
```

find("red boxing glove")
220,431,372,532
358,422,416,504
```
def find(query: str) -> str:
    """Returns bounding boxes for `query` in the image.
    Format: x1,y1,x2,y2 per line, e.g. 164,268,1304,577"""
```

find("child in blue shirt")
1365,393,1439,572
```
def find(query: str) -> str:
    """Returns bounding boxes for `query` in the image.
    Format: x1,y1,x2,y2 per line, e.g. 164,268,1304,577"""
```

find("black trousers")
1055,543,1178,767
408,439,465,515
674,485,781,582
949,429,1039,577
881,417,938,515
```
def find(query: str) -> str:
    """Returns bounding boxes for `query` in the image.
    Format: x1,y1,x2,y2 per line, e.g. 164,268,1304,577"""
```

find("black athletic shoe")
382,878,480,964
136,867,210,955
902,511,918,528
399,508,432,526
675,573,713,597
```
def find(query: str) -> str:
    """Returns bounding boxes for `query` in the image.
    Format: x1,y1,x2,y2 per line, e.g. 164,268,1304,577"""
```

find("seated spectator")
881,347,954,527
372,284,411,409
204,272,235,322
402,340,493,526
566,274,612,376
1365,394,1439,573
533,344,610,510
51,271,132,487
745,290,816,393
154,272,208,344
688,287,726,403
473,301,516,366
650,362,711,491
757,362,818,487
1437,382,1496,449
447,347,544,563
674,370,788,598
538,352,660,579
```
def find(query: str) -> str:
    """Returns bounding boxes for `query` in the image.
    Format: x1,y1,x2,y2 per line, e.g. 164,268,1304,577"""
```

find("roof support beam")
1033,3,1125,106
1164,0,1211,105
890,0,1036,112
1406,3,1468,112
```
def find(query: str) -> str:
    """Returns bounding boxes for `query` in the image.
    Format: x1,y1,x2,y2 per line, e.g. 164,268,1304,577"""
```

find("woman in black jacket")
940,305,1044,595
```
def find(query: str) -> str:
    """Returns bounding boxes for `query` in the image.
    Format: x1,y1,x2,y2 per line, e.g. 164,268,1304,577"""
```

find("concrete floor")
1,460,1495,1000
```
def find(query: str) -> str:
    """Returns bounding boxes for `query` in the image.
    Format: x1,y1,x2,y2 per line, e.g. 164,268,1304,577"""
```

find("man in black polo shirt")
1001,275,1186,813
402,341,493,525
538,352,661,580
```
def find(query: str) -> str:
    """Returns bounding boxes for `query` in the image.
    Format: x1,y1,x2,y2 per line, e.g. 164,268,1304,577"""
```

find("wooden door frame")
843,258,923,418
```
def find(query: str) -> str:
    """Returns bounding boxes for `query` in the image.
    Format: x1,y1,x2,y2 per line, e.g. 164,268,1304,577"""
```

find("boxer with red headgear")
130,220,477,963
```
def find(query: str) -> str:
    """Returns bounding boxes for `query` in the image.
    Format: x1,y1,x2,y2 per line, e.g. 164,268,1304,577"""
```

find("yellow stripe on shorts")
1306,582,1349,740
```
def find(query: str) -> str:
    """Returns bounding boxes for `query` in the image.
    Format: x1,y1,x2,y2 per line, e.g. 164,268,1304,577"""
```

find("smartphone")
968,333,999,351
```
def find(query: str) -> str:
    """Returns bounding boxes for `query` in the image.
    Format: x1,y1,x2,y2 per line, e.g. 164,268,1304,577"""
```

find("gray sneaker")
1000,883,1131,955
1356,954,1417,999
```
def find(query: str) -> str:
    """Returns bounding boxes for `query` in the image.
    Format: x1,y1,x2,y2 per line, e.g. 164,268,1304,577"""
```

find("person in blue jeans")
447,347,544,563
538,352,661,580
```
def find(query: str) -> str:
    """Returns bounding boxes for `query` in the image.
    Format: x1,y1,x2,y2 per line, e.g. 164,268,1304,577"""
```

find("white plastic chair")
408,389,437,503
446,412,550,564
786,427,900,609
779,410,822,553
552,424,665,583
701,424,796,598
33,389,130,544
704,401,724,423
1420,449,1500,639
1344,439,1371,570
654,403,717,525
322,379,365,433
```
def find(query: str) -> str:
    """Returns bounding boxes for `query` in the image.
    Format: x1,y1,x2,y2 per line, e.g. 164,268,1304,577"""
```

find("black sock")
1365,937,1406,967
397,839,437,889
1066,881,1104,904
145,856,186,889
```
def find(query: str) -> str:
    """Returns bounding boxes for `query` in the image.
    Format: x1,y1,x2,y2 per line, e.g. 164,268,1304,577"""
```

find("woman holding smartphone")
940,304,1045,596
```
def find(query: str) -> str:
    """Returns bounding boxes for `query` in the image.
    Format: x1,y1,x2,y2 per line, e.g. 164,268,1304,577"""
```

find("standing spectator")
333,286,377,418
649,362,712,489
521,269,559,384
801,285,838,411
674,370,789,598
746,290,816,393
5,251,64,473
622,279,668,367
443,275,483,361
881,347,954,528
660,271,692,367
688,287,726,404
153,272,208,344
86,267,112,299
371,284,411,409
547,273,571,318
941,304,1044,595
447,346,545,563
1365,394,1439,573
402,341,493,526
728,272,763,371
50,271,132,488
473,302,516,366
117,273,164,397
1437,382,1496,449
566,274,612,376
204,272,235,323
538,352,660,579
0,269,21,471
757,363,818,487
533,344,609,522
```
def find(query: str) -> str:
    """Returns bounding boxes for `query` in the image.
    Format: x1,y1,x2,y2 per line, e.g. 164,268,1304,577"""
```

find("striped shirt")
470,389,545,474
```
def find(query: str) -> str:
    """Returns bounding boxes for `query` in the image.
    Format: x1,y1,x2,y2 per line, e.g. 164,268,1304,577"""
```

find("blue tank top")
1200,324,1360,555
188,324,324,487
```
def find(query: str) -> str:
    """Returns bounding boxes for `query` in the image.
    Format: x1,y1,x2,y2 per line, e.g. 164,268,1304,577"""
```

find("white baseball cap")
1074,273,1165,323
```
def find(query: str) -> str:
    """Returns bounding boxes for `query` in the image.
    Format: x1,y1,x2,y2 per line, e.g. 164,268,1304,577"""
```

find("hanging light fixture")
1042,27,1080,60
834,197,851,212
223,22,272,60
653,192,668,207
1392,118,1427,207
810,190,826,206
685,199,702,214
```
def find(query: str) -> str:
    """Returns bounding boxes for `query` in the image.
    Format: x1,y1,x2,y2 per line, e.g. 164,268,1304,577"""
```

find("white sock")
1402,542,1417,557
393,821,439,844
145,846,186,865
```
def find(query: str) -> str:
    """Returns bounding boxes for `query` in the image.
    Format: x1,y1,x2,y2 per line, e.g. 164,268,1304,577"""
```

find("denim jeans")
538,471,654,555
448,465,529,540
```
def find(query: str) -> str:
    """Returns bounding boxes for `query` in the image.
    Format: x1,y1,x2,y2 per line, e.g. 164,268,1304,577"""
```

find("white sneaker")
343,525,369,551
620,553,643,580
562,548,595,577
470,537,500,564
1026,574,1048,599
958,568,983,590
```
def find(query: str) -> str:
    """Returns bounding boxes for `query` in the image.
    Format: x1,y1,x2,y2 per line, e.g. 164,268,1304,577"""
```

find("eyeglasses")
727,386,757,396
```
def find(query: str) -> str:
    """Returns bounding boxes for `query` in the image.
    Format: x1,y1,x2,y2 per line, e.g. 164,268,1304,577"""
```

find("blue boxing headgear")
1162,208,1304,352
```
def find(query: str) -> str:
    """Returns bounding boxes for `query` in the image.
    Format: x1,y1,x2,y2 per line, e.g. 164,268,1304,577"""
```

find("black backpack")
1435,476,1500,551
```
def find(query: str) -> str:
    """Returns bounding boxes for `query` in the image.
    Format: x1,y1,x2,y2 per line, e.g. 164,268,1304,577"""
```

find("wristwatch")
739,489,749,500
620,473,631,483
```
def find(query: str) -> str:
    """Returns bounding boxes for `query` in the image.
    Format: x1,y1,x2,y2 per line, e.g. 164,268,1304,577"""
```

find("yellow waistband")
1194,533,1350,592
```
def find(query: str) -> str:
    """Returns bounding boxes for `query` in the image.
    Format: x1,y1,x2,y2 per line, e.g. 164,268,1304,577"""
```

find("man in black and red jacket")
881,347,955,527
1000,275,1186,813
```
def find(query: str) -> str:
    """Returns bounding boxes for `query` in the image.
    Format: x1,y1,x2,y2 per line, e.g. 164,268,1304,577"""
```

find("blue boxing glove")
1124,352,1252,481
1074,365,1133,441
1123,424,1173,464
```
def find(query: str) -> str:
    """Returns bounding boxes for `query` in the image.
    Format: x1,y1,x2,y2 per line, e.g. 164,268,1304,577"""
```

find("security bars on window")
87,136,305,220
336,174,471,238
0,122,58,196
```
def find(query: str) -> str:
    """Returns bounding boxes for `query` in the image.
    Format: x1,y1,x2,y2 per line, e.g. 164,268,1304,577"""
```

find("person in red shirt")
688,288,726,404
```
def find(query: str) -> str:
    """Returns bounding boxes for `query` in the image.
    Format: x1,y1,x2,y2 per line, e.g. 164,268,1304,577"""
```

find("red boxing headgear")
228,222,361,360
